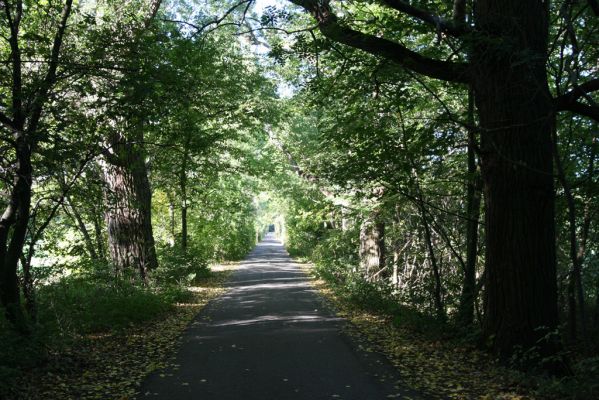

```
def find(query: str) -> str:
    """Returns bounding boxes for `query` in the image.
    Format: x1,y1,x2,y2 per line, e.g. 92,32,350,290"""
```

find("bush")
154,244,211,286
36,277,173,334
0,268,192,398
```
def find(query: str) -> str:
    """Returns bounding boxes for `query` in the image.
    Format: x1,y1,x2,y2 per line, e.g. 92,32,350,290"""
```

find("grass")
0,262,237,400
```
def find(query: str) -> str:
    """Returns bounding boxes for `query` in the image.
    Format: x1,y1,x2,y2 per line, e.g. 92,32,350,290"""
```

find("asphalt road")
138,235,425,400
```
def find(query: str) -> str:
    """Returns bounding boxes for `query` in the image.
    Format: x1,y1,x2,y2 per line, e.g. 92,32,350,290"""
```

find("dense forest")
1,0,598,399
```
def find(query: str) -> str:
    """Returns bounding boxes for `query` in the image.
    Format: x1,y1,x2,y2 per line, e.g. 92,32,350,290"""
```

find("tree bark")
102,134,157,281
474,0,560,360
457,88,482,327
0,136,31,328
359,213,385,282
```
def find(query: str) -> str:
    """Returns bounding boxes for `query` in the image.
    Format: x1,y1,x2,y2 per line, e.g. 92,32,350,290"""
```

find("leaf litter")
15,263,237,400
299,262,533,400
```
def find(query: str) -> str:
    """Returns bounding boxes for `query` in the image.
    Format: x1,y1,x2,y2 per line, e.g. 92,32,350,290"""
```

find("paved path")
139,236,424,400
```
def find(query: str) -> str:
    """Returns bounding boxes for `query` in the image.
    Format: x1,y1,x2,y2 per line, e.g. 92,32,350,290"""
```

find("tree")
285,0,599,360
80,1,165,279
0,0,74,326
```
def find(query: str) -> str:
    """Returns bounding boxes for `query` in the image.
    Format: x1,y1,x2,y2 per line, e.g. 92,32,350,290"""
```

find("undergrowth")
0,247,214,399
306,258,598,399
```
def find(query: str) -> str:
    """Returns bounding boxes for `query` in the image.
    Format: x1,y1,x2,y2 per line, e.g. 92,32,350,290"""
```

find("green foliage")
154,244,211,286
507,355,599,400
0,267,184,398
37,277,172,334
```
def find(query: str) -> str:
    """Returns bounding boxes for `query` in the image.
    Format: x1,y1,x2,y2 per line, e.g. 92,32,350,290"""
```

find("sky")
253,0,283,14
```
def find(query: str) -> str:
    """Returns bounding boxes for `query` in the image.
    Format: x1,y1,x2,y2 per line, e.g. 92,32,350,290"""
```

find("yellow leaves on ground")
300,263,531,400
26,264,237,400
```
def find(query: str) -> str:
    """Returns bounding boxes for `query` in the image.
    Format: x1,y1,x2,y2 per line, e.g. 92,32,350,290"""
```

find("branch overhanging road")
139,235,428,400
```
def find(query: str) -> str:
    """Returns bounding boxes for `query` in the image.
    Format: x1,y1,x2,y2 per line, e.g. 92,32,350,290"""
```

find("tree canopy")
1,0,598,398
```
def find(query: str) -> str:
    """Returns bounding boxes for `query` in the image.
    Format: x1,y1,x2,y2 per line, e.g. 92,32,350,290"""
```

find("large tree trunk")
102,135,157,281
359,213,385,282
474,0,559,360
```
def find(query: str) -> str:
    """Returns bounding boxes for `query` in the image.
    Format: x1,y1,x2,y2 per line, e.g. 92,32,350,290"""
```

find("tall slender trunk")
474,0,560,360
179,134,191,252
102,134,157,281
553,128,587,341
181,200,188,251
563,140,596,339
65,195,98,260
458,88,482,327
409,164,445,321
359,212,385,282
418,203,445,321
0,135,32,329
168,193,176,247
93,207,106,260
180,173,188,252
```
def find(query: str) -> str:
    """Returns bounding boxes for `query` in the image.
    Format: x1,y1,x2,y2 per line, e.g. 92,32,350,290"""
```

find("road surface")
139,236,425,400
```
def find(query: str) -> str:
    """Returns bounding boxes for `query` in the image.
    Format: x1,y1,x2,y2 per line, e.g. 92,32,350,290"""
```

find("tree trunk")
359,213,385,282
457,88,482,327
168,196,176,247
179,134,191,252
0,136,32,329
93,207,106,260
181,201,188,251
419,204,445,321
0,0,72,330
64,196,99,260
595,285,599,327
102,136,157,281
474,0,560,360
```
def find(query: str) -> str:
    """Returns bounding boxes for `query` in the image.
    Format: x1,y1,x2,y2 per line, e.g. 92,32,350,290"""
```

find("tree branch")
555,78,599,122
191,0,254,37
378,0,471,37
5,0,24,129
26,0,73,136
0,111,15,132
556,78,599,104
556,100,599,122
288,0,469,83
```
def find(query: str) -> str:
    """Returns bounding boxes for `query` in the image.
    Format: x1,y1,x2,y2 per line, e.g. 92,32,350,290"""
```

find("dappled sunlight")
212,314,341,328
180,239,345,337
